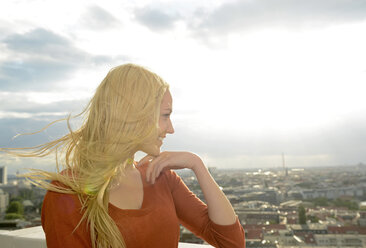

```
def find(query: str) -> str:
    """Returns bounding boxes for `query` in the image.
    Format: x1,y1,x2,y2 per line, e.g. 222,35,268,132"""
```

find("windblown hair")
1,64,169,248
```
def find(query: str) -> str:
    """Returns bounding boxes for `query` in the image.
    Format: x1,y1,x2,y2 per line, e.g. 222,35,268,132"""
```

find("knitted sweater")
41,164,245,247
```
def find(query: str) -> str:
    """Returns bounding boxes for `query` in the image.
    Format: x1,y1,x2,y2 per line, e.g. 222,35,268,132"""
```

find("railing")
0,226,213,248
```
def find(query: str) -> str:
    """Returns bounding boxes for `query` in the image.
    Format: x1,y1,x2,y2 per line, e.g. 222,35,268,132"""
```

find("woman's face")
139,89,174,156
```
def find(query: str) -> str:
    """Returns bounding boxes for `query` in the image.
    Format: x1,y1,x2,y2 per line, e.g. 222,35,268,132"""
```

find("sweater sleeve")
164,170,245,248
41,185,92,248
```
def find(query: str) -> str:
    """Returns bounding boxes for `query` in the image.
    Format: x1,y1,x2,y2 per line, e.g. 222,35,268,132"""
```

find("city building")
0,189,9,217
0,166,7,185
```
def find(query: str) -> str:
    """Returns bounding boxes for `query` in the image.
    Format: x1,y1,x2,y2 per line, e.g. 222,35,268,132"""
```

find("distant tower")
0,166,7,184
282,153,288,177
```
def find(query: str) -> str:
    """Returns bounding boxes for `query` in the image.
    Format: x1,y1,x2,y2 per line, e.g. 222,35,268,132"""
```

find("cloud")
0,19,16,40
191,0,366,37
80,5,120,30
0,117,70,148
0,92,87,115
4,28,70,53
0,153,56,174
0,28,124,91
0,95,85,145
134,7,181,31
0,59,75,91
0,92,87,152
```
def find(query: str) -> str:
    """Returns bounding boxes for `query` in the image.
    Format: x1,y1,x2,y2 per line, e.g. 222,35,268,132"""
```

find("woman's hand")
137,151,204,184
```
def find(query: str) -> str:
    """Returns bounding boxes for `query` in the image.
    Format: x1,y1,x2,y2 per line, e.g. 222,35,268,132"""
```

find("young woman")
2,64,245,247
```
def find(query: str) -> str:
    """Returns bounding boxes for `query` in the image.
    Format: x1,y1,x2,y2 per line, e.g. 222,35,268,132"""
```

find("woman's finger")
147,152,196,183
137,154,155,167
146,155,165,182
150,156,168,184
150,152,173,183
140,154,158,183
152,158,170,184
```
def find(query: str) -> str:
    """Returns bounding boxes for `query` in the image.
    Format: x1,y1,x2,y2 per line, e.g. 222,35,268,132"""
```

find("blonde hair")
1,64,169,248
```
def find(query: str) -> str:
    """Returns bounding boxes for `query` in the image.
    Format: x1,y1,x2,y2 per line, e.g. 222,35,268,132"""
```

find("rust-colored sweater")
41,164,245,247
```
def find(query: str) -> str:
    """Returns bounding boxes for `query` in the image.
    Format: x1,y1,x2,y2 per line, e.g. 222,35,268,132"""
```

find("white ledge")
0,226,213,248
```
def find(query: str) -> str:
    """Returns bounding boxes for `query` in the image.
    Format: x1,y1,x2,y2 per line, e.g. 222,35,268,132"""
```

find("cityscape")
1,163,366,247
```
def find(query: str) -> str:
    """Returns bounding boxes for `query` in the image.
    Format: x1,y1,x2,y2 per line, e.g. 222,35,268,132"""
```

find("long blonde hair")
1,64,169,248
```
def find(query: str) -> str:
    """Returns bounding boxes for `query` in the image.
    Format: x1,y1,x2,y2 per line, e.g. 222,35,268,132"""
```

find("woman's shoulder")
41,177,88,244
43,169,82,210
42,185,82,220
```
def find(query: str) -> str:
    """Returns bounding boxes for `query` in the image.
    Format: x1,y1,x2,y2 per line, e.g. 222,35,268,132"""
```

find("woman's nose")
167,120,174,134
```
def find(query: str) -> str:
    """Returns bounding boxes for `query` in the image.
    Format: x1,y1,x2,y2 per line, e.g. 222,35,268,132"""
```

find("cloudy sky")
1,0,366,174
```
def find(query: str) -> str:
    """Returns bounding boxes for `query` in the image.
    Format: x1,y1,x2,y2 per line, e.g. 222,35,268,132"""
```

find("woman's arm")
142,152,245,247
142,151,237,225
192,159,237,225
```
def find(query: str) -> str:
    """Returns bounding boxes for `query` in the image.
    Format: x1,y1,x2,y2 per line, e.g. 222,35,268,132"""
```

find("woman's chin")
139,143,161,157
147,148,161,157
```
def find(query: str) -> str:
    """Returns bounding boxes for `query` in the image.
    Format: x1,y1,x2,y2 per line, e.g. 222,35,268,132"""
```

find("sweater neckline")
108,163,154,217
